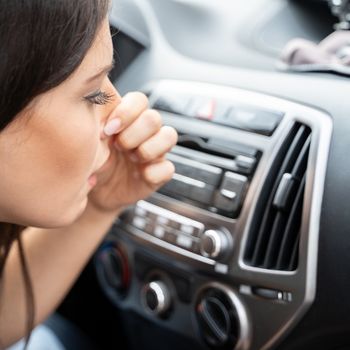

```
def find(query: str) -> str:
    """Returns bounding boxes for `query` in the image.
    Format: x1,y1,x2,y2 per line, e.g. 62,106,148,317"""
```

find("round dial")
199,229,232,260
142,280,172,316
97,244,130,296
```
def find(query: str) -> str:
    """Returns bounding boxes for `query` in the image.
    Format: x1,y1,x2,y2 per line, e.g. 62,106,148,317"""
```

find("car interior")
57,0,350,349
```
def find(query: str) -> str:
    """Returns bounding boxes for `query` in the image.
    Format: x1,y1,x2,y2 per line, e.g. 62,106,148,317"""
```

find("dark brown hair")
0,0,110,346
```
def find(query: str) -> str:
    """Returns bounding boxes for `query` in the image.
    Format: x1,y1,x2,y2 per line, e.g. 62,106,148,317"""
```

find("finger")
103,91,148,136
141,159,175,187
114,109,162,151
132,126,178,163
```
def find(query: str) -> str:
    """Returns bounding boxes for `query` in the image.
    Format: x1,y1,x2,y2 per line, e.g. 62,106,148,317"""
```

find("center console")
94,80,332,350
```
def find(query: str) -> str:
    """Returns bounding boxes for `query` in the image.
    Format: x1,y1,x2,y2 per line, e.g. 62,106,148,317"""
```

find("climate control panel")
120,200,234,264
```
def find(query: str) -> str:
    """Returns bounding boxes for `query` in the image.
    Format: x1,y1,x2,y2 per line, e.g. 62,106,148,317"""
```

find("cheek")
22,107,100,196
44,119,98,179
0,114,100,226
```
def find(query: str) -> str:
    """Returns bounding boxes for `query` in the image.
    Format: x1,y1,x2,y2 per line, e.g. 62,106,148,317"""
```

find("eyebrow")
85,59,115,83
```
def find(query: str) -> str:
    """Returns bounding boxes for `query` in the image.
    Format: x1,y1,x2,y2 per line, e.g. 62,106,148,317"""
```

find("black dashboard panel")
60,1,350,350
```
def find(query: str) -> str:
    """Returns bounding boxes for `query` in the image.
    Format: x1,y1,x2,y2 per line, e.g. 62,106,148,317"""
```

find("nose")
100,79,122,140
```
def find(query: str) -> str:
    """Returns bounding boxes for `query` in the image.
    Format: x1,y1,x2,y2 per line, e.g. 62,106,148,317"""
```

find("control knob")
97,244,130,297
199,229,232,260
141,280,172,317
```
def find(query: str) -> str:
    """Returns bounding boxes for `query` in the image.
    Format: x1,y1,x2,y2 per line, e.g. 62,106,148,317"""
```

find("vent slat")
263,212,288,268
250,125,310,266
288,233,300,271
276,175,306,270
244,124,300,263
291,136,311,179
265,138,310,269
244,123,311,271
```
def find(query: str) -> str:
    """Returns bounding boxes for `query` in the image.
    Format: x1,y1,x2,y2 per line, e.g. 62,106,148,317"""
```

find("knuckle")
116,134,132,150
117,92,149,120
166,161,176,178
148,161,175,185
162,126,178,145
145,171,161,186
128,91,149,108
143,166,157,184
144,109,162,130
115,105,130,120
137,144,153,161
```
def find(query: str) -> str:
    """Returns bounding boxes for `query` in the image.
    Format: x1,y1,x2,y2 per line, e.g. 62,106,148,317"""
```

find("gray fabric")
6,314,97,350
278,30,350,75
7,326,65,350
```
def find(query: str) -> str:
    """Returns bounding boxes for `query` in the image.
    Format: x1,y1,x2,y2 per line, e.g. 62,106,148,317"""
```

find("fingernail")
103,119,121,136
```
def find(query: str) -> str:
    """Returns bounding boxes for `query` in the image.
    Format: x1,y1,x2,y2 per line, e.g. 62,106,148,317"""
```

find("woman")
0,0,177,348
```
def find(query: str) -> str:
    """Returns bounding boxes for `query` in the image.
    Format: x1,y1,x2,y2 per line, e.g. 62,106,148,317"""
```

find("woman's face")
0,19,119,227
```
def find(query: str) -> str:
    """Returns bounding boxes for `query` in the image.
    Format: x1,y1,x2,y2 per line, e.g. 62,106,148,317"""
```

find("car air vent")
244,123,311,271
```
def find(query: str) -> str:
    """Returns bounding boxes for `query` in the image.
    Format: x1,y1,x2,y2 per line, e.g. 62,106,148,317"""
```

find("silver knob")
199,229,232,260
141,281,171,316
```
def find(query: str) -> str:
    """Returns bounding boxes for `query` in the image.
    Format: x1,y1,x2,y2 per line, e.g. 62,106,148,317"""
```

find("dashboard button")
180,224,195,235
208,137,259,158
132,216,147,230
172,161,198,179
186,97,215,120
216,106,283,136
196,167,222,187
167,153,222,187
153,94,192,116
161,176,193,196
141,281,172,317
214,172,247,214
253,287,283,300
156,216,169,226
176,234,194,249
189,184,215,204
135,206,147,217
199,229,232,260
154,225,166,239
235,155,256,173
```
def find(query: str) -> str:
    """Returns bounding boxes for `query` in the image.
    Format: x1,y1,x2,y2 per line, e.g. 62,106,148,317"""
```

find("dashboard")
61,1,350,350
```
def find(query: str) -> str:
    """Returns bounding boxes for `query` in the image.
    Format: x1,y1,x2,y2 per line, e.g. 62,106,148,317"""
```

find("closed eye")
84,90,115,105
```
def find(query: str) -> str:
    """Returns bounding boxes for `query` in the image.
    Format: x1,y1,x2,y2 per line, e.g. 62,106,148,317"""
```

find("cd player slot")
158,131,260,218
171,145,254,175
178,133,258,159
167,153,223,187
162,149,252,218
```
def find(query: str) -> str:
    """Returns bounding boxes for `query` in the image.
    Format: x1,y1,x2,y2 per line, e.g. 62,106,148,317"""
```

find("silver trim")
221,189,237,200
172,173,206,188
172,145,242,172
199,230,221,258
120,80,333,349
167,152,222,174
141,281,171,316
199,230,222,259
224,171,249,183
194,282,251,350
124,223,217,266
137,200,205,231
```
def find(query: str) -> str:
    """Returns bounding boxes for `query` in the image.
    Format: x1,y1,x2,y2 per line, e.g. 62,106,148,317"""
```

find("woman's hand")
87,91,178,214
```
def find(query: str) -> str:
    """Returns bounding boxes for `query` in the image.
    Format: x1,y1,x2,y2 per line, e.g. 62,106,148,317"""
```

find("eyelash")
84,90,115,105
